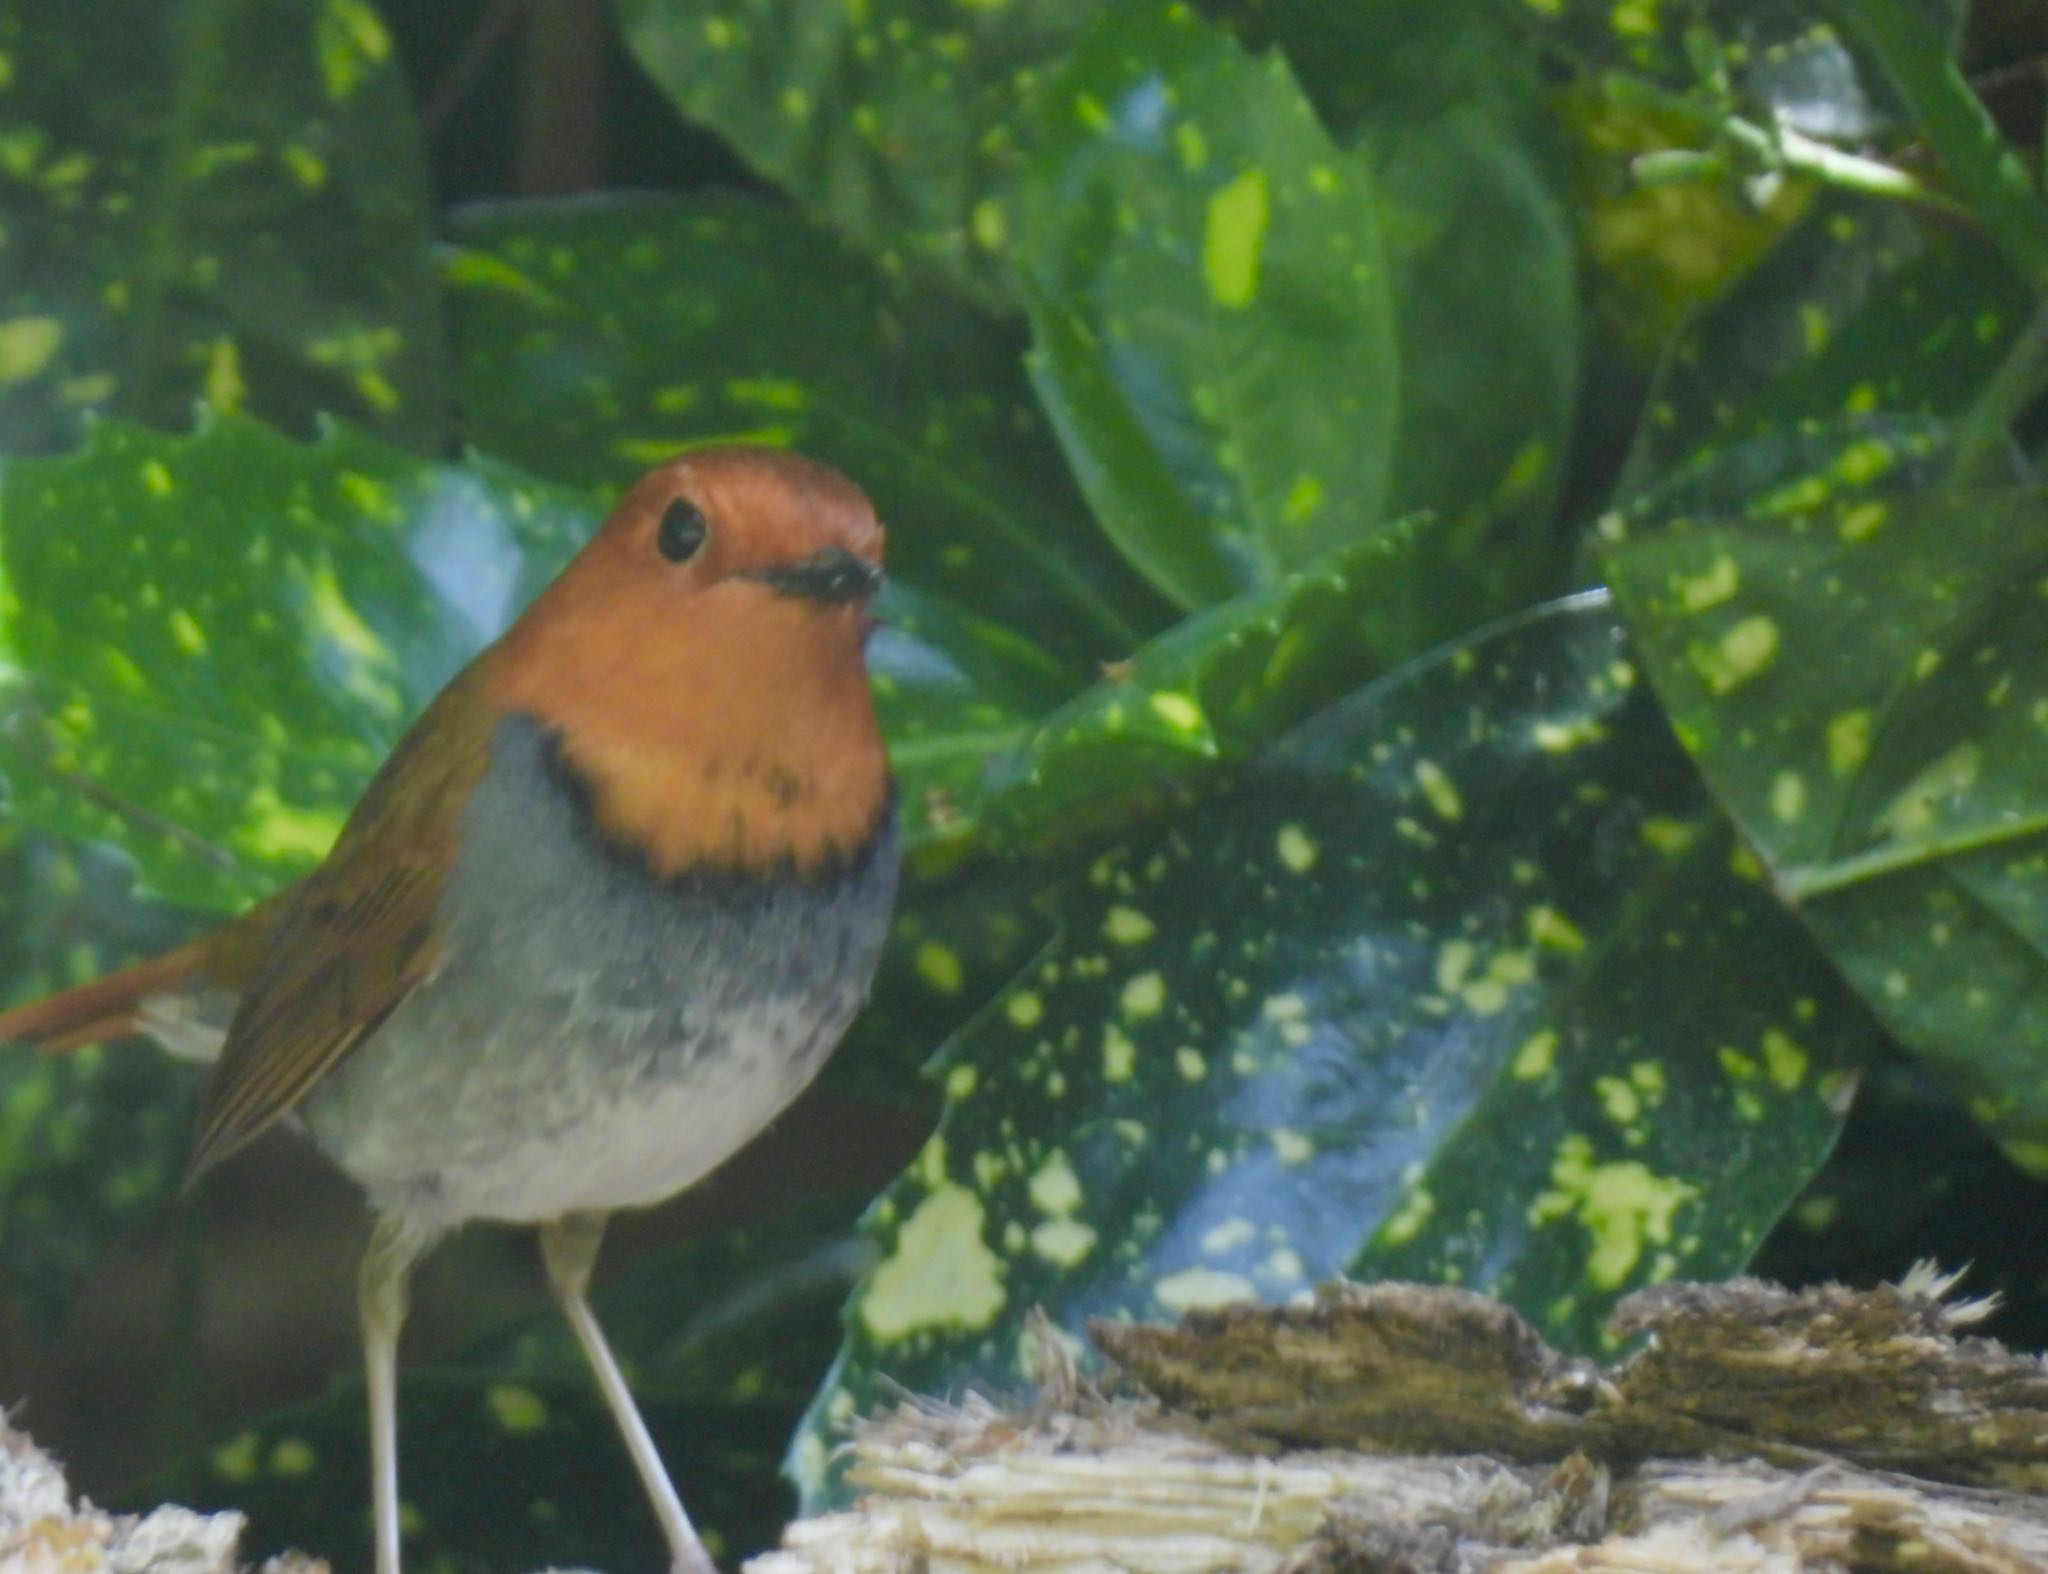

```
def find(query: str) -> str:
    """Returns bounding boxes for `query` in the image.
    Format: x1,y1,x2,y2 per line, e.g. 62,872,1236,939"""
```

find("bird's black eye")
657,498,709,563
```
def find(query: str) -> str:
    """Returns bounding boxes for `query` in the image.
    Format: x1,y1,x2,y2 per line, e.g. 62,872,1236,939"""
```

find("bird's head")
488,446,892,880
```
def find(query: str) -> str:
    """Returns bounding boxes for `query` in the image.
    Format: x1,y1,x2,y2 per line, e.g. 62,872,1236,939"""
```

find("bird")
0,446,900,1574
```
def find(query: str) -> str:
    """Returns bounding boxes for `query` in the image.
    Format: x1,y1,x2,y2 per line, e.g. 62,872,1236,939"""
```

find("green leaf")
1621,195,2033,492
0,1044,196,1329
0,414,596,908
821,868,1056,1106
800,595,1874,1504
866,582,1061,862
1755,1054,2048,1346
1824,0,2048,292
967,519,1462,860
609,0,1096,305
0,830,204,1325
0,0,448,453
1018,1,1399,596
1602,422,2048,1164
1369,107,1576,543
0,827,199,1017
859,522,1490,1084
1235,0,1581,561
446,192,1164,665
1023,303,1242,611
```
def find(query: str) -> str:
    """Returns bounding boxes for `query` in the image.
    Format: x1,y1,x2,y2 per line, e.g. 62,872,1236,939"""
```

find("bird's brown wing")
188,667,499,1176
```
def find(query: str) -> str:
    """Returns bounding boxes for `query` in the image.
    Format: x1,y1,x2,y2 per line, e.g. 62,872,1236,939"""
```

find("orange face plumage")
488,446,893,880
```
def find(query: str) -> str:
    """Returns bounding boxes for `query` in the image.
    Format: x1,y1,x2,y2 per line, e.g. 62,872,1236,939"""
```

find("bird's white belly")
434,1005,832,1223
304,988,849,1228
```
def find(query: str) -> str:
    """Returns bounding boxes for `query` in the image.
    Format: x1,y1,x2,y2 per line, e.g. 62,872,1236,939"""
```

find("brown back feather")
187,664,497,1176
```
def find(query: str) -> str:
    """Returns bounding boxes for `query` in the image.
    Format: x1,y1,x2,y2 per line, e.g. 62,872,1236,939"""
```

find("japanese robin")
0,446,900,1574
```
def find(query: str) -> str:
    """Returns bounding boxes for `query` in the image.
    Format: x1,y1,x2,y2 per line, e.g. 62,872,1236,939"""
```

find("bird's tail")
0,940,220,1052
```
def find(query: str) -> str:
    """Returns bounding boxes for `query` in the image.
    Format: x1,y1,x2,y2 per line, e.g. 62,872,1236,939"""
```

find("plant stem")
129,0,228,406
1763,124,1974,223
1948,294,2048,486
1824,0,2048,292
520,0,605,197
423,0,528,140
1605,73,1973,223
0,694,244,878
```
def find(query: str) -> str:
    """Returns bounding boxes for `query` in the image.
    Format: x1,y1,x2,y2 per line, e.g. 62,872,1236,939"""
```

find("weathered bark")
757,1269,2048,1574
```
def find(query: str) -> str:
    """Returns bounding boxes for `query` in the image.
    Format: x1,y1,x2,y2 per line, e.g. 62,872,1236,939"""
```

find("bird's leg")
540,1210,718,1574
360,1212,438,1574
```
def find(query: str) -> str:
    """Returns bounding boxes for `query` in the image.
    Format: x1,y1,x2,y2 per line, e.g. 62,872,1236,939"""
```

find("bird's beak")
745,547,883,605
